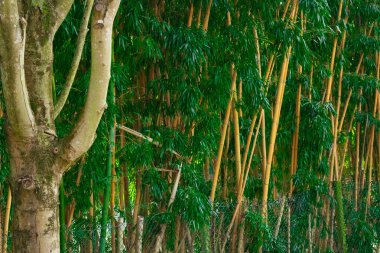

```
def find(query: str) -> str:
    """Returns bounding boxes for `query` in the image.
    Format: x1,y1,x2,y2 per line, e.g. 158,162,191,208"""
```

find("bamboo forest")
1,0,380,252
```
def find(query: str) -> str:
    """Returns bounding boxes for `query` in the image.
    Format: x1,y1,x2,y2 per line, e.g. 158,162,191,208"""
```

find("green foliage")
1,0,378,251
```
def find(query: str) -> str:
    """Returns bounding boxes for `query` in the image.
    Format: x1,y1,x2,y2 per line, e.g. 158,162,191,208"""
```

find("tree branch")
49,0,75,33
54,0,94,119
0,0,36,137
57,0,121,171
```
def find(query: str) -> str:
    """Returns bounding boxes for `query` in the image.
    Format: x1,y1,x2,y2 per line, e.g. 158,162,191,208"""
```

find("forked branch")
54,0,95,119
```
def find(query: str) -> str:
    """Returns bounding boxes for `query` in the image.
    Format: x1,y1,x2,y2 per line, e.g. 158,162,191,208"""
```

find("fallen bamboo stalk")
117,124,184,160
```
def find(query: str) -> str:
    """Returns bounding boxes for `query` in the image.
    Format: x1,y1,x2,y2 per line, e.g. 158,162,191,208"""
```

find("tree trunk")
9,149,61,252
0,0,120,251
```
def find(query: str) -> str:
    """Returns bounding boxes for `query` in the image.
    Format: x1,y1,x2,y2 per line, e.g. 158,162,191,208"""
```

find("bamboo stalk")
117,125,184,159
187,1,194,28
241,113,258,173
111,82,118,253
111,115,117,253
237,203,246,253
274,195,287,239
2,187,11,253
232,78,242,192
309,66,313,100
355,89,362,210
339,110,356,179
153,165,182,253
262,43,294,219
89,181,94,253
210,71,237,203
261,0,299,222
366,56,380,217
338,53,364,132
59,182,66,253
99,78,116,253
66,165,83,227
323,4,347,249
196,1,202,29
281,0,291,20
290,68,302,195
222,123,231,200
360,110,369,193
323,0,344,103
261,111,267,177
221,113,262,250
202,0,213,31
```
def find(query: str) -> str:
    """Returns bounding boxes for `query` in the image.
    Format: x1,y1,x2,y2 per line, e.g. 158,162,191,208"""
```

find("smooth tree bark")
0,0,120,252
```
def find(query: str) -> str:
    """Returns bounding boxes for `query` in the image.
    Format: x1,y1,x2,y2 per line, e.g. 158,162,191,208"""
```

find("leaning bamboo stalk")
241,113,258,172
337,21,373,132
252,21,269,181
261,112,267,177
222,124,231,200
338,53,364,132
328,80,342,184
290,67,302,195
366,54,380,217
261,41,294,219
210,71,237,203
2,187,11,253
355,89,363,210
153,165,182,253
252,20,282,186
221,113,262,250
274,195,287,239
338,110,356,179
247,113,264,178
281,0,291,20
261,0,299,222
323,0,344,103
233,80,243,192
360,110,369,192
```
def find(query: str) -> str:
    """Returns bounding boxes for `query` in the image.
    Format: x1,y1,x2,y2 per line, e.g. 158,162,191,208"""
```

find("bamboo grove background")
1,0,380,252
